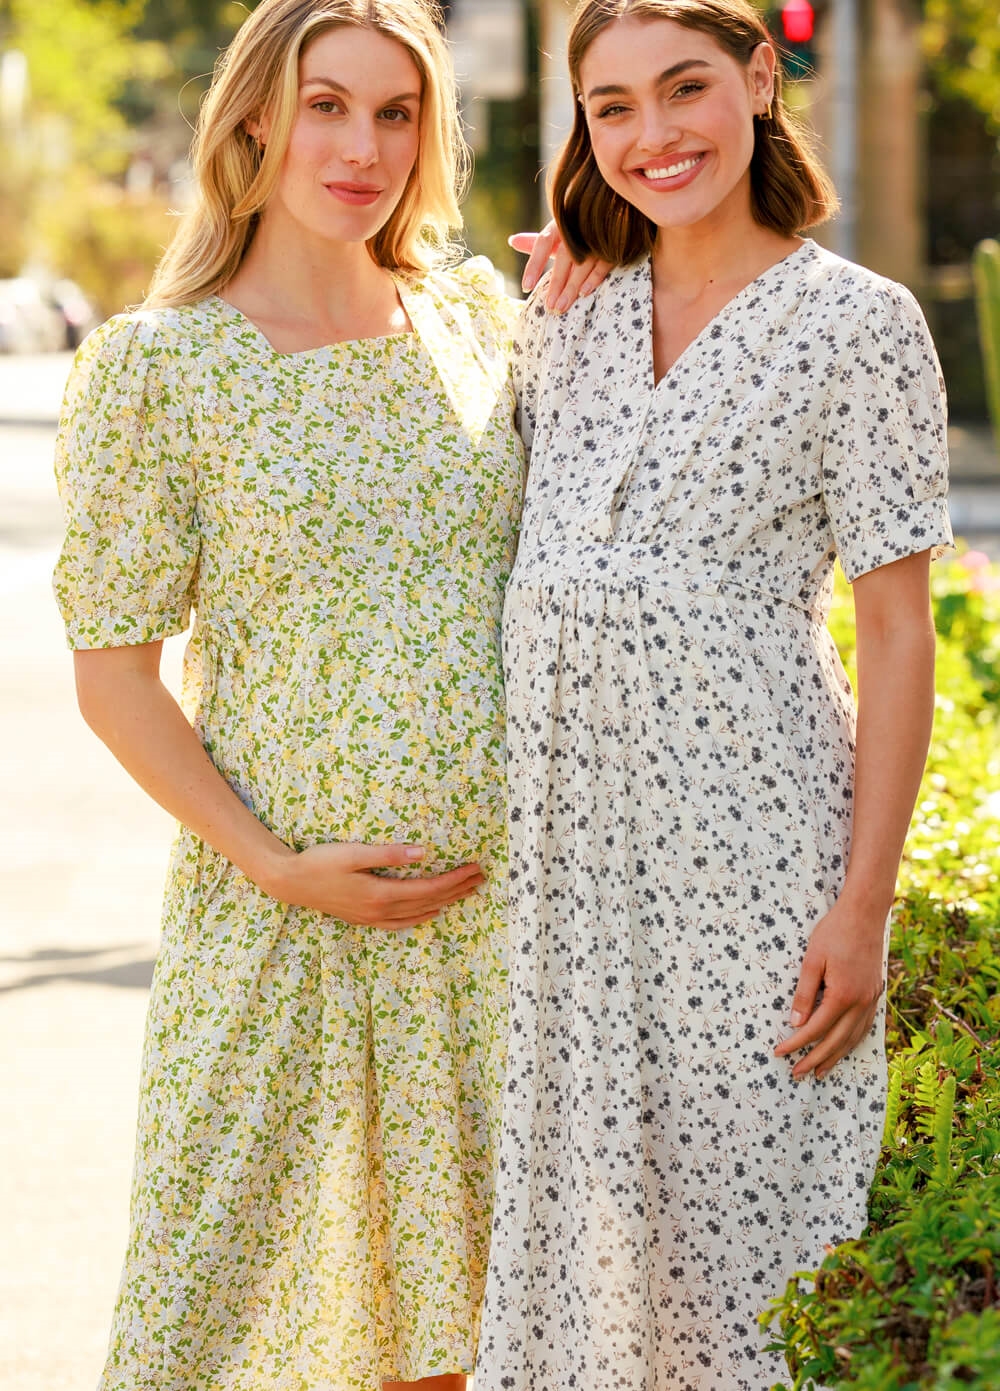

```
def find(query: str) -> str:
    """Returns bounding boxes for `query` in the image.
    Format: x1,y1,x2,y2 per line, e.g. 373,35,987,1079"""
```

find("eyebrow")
300,76,421,102
585,58,712,101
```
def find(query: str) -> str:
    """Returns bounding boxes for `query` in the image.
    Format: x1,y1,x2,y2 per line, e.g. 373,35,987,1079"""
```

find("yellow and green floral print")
53,259,523,1391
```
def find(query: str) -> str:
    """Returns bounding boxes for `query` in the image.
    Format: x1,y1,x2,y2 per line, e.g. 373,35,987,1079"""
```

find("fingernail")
522,272,537,292
790,1009,804,1027
555,295,570,313
404,847,425,861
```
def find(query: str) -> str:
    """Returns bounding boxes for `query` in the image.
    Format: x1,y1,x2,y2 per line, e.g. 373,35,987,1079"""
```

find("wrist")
836,878,896,927
248,840,299,901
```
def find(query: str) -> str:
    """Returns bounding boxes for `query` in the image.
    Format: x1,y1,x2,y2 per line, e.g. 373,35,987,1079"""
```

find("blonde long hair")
552,0,838,264
146,0,468,308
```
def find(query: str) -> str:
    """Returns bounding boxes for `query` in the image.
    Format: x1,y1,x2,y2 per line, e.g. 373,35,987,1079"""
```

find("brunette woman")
476,2,952,1387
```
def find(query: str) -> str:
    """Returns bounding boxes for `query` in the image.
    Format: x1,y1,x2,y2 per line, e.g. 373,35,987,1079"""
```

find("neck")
228,206,393,328
650,191,796,301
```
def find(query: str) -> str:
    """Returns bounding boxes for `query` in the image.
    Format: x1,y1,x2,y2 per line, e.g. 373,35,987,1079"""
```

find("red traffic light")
780,0,815,43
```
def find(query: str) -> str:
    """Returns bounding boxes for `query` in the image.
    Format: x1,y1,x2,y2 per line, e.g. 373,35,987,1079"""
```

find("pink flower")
958,550,991,571
956,550,999,593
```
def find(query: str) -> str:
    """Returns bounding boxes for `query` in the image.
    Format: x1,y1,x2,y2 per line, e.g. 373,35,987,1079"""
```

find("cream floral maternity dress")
53,260,522,1391
475,241,953,1391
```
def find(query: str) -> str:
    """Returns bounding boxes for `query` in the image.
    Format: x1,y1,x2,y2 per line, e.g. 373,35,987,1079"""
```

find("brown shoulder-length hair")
551,0,838,264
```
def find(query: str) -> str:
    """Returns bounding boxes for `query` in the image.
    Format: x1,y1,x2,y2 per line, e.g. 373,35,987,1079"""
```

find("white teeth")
642,156,700,180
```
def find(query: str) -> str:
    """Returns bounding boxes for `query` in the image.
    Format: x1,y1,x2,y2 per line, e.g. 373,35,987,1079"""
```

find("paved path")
1,350,998,1391
1,354,184,1391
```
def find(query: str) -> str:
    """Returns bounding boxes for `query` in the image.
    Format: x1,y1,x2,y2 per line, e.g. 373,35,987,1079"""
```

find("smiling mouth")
635,153,706,180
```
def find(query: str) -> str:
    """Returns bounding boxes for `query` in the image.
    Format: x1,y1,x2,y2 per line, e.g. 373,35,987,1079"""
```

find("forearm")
74,649,293,894
841,610,936,920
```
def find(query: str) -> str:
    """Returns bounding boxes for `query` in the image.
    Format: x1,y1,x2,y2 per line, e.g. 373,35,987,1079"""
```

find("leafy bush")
764,549,1000,1390
34,175,174,317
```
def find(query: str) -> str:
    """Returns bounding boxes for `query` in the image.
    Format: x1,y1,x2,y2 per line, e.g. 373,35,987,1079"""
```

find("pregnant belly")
202,658,508,872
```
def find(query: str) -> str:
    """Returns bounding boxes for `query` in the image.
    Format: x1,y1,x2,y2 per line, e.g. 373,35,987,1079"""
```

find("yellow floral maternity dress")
53,259,523,1391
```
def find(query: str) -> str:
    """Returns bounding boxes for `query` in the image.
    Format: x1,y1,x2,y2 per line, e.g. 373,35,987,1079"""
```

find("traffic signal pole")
828,0,858,262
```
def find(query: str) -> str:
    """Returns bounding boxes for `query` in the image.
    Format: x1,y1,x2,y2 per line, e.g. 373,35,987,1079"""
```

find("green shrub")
764,549,1000,1389
34,174,174,317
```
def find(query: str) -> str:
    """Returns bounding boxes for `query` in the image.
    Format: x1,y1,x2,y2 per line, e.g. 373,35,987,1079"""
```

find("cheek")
392,128,420,180
712,98,755,163
283,123,329,175
587,127,625,188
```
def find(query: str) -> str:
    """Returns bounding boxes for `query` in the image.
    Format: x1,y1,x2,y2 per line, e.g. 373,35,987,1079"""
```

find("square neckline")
210,273,419,359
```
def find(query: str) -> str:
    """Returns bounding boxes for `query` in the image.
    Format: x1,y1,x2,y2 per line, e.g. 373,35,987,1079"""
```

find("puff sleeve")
821,279,953,583
52,314,199,649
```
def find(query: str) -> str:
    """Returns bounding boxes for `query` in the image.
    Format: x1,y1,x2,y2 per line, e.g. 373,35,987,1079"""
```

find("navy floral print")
476,240,953,1391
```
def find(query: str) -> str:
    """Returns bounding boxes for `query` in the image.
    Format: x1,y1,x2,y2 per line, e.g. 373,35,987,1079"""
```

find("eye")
311,99,342,114
380,106,412,123
595,102,629,119
673,80,706,98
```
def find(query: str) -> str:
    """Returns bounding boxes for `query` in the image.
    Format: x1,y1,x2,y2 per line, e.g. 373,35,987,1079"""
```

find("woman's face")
258,26,423,245
578,17,773,235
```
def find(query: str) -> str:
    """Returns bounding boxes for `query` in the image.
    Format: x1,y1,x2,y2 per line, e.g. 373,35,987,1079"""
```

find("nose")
635,102,681,153
342,114,379,168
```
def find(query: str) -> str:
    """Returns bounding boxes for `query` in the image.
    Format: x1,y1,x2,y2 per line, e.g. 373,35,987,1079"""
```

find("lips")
633,152,707,184
325,181,383,206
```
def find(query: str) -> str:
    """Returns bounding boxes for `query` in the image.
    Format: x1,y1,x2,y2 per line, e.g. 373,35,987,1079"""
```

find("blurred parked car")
49,278,101,349
0,278,67,353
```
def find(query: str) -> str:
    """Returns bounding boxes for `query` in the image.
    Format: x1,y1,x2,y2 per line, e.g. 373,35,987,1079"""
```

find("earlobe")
244,113,271,147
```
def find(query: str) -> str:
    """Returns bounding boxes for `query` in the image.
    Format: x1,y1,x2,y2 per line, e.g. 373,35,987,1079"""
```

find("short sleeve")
821,280,953,583
53,314,199,649
510,280,550,455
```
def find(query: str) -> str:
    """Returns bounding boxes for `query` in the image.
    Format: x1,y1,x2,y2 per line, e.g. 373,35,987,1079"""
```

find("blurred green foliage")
36,172,174,313
4,0,151,169
0,0,173,298
765,550,1000,1389
923,0,1000,135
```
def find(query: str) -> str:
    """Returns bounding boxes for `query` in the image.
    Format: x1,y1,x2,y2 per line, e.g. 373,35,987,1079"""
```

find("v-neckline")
644,239,814,390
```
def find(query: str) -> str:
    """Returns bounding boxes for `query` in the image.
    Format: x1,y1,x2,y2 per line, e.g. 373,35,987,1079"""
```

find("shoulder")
59,302,218,446
800,242,929,331
518,258,646,358
69,301,217,391
416,255,521,338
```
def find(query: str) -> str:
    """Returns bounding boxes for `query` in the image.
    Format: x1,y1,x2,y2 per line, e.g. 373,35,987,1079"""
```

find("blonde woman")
53,1,597,1386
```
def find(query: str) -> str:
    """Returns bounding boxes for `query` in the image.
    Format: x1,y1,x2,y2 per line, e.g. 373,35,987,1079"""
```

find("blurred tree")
0,0,171,302
130,0,248,124
5,0,163,171
923,0,1000,133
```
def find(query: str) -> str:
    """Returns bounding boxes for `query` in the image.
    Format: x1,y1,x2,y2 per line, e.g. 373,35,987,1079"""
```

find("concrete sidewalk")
1,353,185,1390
